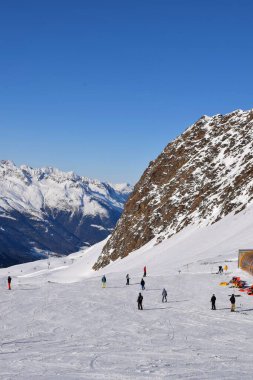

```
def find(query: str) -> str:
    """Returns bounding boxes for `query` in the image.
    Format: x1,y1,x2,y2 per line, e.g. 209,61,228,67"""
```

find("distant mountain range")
0,160,132,267
94,108,253,269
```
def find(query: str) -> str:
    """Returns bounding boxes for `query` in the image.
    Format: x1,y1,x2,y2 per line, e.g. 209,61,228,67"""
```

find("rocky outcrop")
94,109,253,269
0,161,131,267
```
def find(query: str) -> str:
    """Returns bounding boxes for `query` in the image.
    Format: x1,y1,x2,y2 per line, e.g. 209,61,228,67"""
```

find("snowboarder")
7,276,11,290
126,274,130,285
137,293,143,310
218,266,223,274
224,264,228,271
143,266,147,277
162,288,167,303
101,275,106,288
211,294,216,310
230,294,236,312
140,278,145,290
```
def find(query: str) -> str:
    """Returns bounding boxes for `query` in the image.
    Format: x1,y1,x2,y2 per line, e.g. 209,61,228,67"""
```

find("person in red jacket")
7,276,12,290
143,266,147,277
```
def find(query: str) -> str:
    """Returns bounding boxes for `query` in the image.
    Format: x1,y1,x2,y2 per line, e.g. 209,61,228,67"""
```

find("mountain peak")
0,159,16,167
93,108,253,269
0,162,132,267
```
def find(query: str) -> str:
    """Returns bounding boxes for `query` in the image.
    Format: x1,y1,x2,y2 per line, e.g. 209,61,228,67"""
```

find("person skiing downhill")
137,293,143,310
143,266,147,277
230,294,236,312
126,274,130,285
101,275,106,288
140,278,145,290
7,276,11,290
211,294,216,310
162,288,167,302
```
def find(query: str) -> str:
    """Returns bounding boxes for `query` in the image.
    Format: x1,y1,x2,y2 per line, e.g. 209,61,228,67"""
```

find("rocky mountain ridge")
94,108,253,269
0,160,131,267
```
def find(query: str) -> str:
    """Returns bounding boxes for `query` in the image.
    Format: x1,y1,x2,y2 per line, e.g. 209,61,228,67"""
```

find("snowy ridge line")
96,108,253,269
0,161,132,267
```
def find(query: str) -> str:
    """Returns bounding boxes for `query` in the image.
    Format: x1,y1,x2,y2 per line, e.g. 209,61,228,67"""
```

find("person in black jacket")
211,294,216,310
162,288,167,303
137,293,143,310
101,275,106,288
230,294,236,312
140,278,145,290
126,274,130,285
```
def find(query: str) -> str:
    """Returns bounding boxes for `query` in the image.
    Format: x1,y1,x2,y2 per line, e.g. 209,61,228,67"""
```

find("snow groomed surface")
1,206,253,379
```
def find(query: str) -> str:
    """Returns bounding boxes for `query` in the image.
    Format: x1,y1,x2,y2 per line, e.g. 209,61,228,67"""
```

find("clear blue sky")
0,0,252,183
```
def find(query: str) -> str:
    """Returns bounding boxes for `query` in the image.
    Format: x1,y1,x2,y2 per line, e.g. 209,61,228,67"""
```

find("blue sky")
0,0,253,183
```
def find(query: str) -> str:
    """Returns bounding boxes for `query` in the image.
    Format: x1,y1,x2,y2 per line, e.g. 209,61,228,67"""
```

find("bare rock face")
94,109,253,269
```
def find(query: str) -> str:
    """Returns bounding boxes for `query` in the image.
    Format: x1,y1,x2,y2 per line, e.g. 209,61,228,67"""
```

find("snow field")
1,205,253,378
0,260,253,379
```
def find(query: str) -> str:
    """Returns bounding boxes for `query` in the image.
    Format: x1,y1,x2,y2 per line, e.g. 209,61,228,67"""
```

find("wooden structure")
238,249,253,275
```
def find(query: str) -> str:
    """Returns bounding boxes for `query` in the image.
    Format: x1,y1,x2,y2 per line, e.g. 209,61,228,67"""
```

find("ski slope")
1,206,253,379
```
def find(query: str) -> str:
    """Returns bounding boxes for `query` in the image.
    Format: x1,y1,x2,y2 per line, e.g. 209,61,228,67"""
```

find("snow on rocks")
97,108,253,269
0,161,132,267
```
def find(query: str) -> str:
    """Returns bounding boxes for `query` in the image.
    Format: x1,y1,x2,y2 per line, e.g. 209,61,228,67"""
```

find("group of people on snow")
211,293,236,312
218,264,228,274
101,264,239,313
101,266,168,310
6,262,238,315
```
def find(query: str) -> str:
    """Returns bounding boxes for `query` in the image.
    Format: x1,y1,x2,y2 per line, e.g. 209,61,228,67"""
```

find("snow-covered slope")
1,203,253,378
96,108,253,269
0,160,132,267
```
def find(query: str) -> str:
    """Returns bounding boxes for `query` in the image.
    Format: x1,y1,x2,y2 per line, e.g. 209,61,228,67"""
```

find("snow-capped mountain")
0,160,132,267
94,108,253,269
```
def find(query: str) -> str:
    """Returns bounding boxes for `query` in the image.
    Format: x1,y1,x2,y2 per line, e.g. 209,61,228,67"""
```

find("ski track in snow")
0,265,253,379
1,206,253,379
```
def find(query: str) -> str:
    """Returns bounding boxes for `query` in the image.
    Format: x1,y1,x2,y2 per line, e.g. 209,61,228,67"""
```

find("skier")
218,266,223,274
162,288,167,303
126,274,130,285
101,275,106,288
137,293,143,310
7,276,12,290
211,294,216,310
143,266,147,277
140,278,145,290
230,294,236,312
224,264,228,271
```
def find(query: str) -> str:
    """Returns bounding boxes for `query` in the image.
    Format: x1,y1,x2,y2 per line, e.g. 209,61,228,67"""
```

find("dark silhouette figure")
211,294,216,310
143,266,147,277
137,293,143,310
7,276,12,290
126,274,130,285
140,278,145,290
230,294,236,312
101,275,106,288
218,266,223,274
162,288,167,302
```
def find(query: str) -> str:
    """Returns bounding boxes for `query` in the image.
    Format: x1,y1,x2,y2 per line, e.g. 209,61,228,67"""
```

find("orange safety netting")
238,250,253,275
